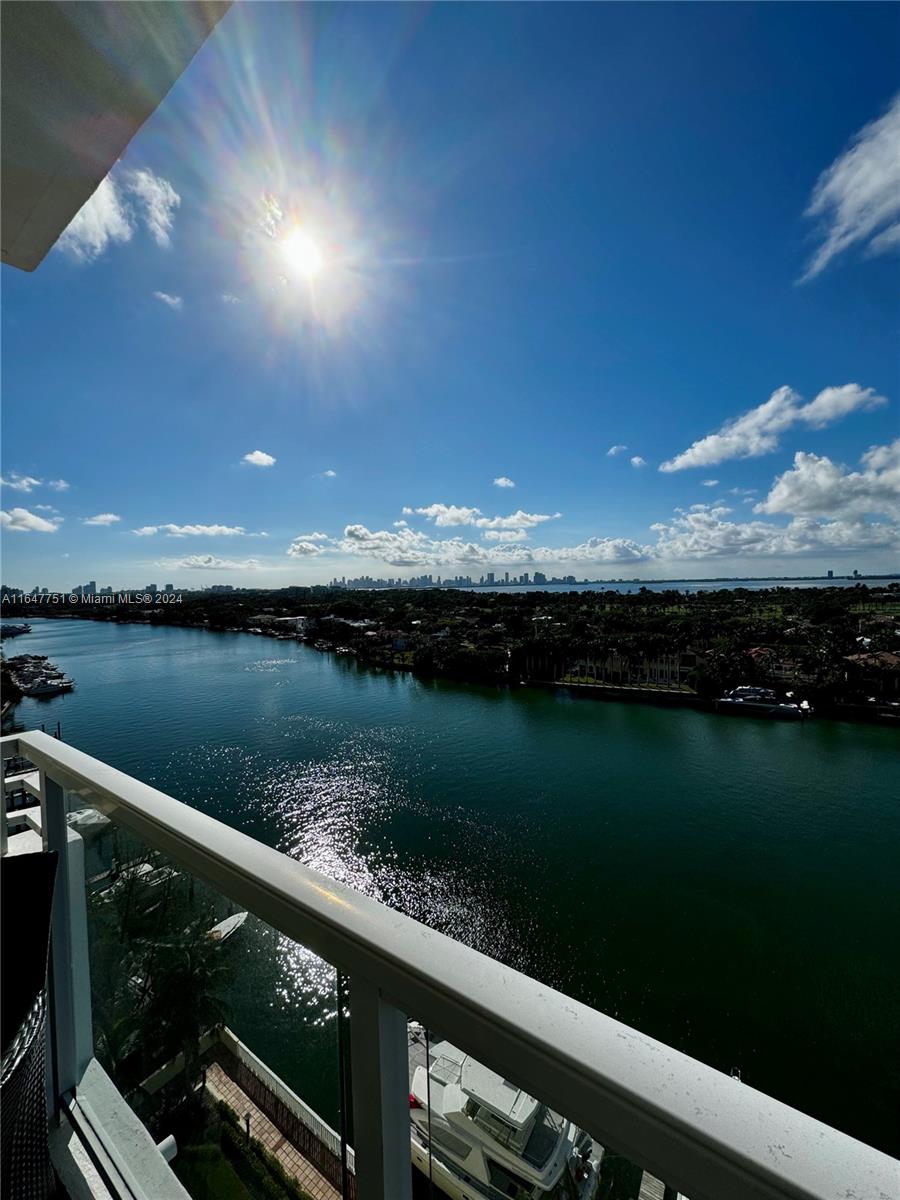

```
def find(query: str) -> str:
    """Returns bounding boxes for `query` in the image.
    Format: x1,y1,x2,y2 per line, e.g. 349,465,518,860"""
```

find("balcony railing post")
1,750,8,857
41,771,93,1115
349,977,413,1200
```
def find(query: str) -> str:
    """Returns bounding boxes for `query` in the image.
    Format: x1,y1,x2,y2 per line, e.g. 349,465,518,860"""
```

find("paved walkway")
205,1061,341,1200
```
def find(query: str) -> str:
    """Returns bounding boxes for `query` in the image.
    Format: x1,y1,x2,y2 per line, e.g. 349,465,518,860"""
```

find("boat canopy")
461,1058,539,1129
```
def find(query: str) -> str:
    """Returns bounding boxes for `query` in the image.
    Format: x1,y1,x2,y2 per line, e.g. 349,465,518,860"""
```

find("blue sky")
2,3,898,588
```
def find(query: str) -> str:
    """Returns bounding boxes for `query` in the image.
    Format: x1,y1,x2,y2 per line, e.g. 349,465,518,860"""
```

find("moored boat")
206,911,248,943
408,1025,601,1200
715,686,809,720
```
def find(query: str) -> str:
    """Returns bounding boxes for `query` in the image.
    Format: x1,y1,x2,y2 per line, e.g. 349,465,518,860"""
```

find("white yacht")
408,1026,601,1200
23,676,74,696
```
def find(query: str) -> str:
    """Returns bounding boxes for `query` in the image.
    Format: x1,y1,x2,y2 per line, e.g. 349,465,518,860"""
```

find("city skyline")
2,4,898,589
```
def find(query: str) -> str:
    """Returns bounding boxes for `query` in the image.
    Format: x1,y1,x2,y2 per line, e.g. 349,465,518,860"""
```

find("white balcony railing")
1,729,897,1200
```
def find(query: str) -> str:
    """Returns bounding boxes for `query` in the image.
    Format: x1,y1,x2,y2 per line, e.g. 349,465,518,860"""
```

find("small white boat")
99,860,179,899
67,807,110,832
206,911,248,943
408,1026,601,1199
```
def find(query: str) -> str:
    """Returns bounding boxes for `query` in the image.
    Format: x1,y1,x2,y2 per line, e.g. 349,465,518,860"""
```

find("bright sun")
280,229,324,280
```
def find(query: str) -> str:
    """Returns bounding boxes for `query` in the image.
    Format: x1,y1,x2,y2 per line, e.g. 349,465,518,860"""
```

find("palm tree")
143,912,231,1105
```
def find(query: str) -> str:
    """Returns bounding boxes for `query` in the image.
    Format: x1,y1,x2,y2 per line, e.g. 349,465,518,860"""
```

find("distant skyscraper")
827,570,833,579
486,572,495,585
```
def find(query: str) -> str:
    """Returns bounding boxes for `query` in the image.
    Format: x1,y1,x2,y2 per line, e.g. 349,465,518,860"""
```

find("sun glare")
281,229,324,280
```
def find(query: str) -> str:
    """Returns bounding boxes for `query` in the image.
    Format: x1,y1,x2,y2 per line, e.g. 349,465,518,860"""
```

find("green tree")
144,913,231,1106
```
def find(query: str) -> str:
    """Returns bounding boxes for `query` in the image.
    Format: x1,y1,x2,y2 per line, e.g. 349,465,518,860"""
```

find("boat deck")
409,1027,604,1195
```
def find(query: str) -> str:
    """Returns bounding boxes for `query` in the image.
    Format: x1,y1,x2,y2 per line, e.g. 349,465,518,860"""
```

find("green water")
13,618,900,1157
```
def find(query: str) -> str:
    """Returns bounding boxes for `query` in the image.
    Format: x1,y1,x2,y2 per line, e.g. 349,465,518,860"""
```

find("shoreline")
7,610,898,728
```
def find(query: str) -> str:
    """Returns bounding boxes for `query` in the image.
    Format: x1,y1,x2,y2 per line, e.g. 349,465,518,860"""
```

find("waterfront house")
843,651,900,698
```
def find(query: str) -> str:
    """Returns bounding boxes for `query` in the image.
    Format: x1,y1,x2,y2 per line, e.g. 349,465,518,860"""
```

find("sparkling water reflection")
12,618,900,1155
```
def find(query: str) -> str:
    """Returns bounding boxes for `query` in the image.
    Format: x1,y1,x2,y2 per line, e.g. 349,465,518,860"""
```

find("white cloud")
660,383,887,471
729,487,756,496
869,222,900,255
286,531,331,557
287,539,325,557
410,504,482,527
755,441,900,520
630,456,646,468
57,177,133,262
314,481,898,569
56,169,180,263
153,291,183,310
49,479,70,492
0,473,41,492
493,476,516,489
321,469,338,478
83,513,121,526
800,384,887,428
1,507,59,533
800,93,900,282
125,169,180,248
161,555,259,571
478,509,561,531
34,504,57,512
483,529,528,542
337,523,648,569
409,503,560,531
133,523,260,537
606,445,627,457
702,479,719,488
341,524,517,568
555,537,650,563
242,450,276,467
652,504,898,560
221,293,240,305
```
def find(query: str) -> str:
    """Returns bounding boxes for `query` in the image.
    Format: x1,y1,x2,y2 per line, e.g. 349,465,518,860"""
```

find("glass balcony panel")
406,1021,599,1200
405,1020,688,1200
72,802,353,1199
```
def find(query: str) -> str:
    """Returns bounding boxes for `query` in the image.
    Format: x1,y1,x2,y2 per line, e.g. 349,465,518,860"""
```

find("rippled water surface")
13,618,900,1154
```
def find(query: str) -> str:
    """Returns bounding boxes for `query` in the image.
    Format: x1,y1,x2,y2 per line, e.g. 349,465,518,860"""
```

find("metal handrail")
2,730,896,1200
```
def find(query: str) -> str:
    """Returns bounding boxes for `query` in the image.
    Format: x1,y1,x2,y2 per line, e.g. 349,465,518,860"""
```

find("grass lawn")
172,1143,255,1200
169,1099,315,1200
